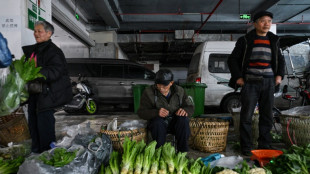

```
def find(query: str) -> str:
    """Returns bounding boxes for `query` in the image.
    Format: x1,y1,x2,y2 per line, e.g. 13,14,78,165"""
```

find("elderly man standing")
228,11,285,156
138,69,194,152
22,21,72,153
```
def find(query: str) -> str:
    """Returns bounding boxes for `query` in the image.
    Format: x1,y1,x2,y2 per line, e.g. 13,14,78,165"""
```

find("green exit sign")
240,14,251,20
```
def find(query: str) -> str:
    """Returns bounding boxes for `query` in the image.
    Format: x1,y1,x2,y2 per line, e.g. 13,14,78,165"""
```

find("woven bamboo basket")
100,128,147,151
189,118,229,153
0,108,31,146
280,114,310,146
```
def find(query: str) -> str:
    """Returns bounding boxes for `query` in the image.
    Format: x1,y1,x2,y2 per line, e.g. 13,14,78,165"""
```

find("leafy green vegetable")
189,157,202,174
149,146,162,174
0,156,25,174
121,137,146,174
0,55,45,116
39,148,77,167
99,163,104,174
105,165,113,174
109,151,120,174
175,151,188,174
141,140,157,174
265,144,310,174
162,142,176,173
158,158,167,174
13,55,45,82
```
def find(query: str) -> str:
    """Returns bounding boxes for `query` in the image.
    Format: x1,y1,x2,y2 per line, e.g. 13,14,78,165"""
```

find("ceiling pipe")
192,0,223,40
117,12,211,15
140,30,175,33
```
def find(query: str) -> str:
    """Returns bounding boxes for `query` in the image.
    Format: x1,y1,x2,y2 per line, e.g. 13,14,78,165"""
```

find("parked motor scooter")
64,75,98,114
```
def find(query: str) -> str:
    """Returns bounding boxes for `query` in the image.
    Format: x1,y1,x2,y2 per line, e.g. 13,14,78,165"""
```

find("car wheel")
85,99,98,114
221,94,241,113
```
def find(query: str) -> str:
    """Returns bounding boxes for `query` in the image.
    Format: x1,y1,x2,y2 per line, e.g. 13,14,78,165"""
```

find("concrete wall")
52,22,89,58
90,31,128,59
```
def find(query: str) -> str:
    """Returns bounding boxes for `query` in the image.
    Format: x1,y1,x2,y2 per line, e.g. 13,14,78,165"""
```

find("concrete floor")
54,108,286,162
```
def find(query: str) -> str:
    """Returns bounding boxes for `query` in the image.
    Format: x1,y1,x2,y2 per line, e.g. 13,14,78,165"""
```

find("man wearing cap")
228,11,285,156
137,69,194,152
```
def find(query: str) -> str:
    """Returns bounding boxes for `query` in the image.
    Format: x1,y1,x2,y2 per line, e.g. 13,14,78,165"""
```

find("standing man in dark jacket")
227,11,285,156
22,21,72,153
138,69,194,152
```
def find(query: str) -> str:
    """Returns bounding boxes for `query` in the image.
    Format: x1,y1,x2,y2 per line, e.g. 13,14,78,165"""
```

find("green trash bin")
181,83,207,117
132,84,150,113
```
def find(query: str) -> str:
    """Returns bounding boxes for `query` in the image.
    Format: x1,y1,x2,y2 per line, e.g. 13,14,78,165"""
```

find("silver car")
66,58,155,104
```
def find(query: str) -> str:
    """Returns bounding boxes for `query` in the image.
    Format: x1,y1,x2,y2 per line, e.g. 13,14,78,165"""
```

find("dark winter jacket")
22,39,72,112
227,29,286,89
137,84,194,120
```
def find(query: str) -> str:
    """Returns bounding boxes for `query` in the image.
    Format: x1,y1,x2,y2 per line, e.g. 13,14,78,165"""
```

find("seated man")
137,69,194,152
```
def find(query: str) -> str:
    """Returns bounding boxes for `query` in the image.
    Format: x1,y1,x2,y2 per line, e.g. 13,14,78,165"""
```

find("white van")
186,41,237,112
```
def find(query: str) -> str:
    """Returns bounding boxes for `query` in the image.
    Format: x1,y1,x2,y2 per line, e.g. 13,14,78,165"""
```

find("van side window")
101,65,124,78
188,53,201,74
209,54,230,73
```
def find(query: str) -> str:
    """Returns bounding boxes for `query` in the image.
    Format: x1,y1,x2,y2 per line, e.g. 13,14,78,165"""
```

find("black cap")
155,69,173,86
253,11,273,22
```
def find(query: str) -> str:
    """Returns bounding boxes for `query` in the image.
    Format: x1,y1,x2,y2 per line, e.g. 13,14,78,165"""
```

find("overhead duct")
90,0,120,28
52,2,95,47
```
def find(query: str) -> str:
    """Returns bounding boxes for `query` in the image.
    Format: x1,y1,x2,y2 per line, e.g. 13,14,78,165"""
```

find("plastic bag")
281,106,310,116
0,32,12,68
118,120,147,131
18,133,112,174
0,66,25,116
210,156,243,169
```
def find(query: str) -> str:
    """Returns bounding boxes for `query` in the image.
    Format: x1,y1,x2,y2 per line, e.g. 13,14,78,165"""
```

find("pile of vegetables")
265,144,310,174
0,56,45,116
99,137,213,174
211,160,270,174
0,156,25,174
39,148,78,167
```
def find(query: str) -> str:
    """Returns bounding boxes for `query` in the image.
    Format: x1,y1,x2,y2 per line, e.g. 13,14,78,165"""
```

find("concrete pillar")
0,0,52,59
89,31,128,59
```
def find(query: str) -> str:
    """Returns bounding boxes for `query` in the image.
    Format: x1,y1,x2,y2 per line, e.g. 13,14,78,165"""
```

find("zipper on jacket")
242,36,247,69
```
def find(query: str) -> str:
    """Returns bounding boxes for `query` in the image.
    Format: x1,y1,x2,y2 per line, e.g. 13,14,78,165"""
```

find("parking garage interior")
1,0,310,173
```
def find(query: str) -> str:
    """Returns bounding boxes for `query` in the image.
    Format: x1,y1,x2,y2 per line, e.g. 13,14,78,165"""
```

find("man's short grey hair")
34,20,54,35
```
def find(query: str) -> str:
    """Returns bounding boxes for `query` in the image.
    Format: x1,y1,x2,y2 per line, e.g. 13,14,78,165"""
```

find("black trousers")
28,95,56,153
240,78,274,152
148,115,190,152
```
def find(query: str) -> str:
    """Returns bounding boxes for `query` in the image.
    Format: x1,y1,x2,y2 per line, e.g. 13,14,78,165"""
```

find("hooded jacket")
22,39,72,112
227,29,286,89
137,84,194,120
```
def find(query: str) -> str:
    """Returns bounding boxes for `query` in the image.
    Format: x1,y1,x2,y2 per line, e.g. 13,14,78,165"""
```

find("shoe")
241,150,252,156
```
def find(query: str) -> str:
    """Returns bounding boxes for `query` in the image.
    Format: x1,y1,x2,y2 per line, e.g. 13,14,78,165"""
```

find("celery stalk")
158,158,167,174
149,146,162,174
162,143,176,173
175,152,188,174
141,141,157,174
